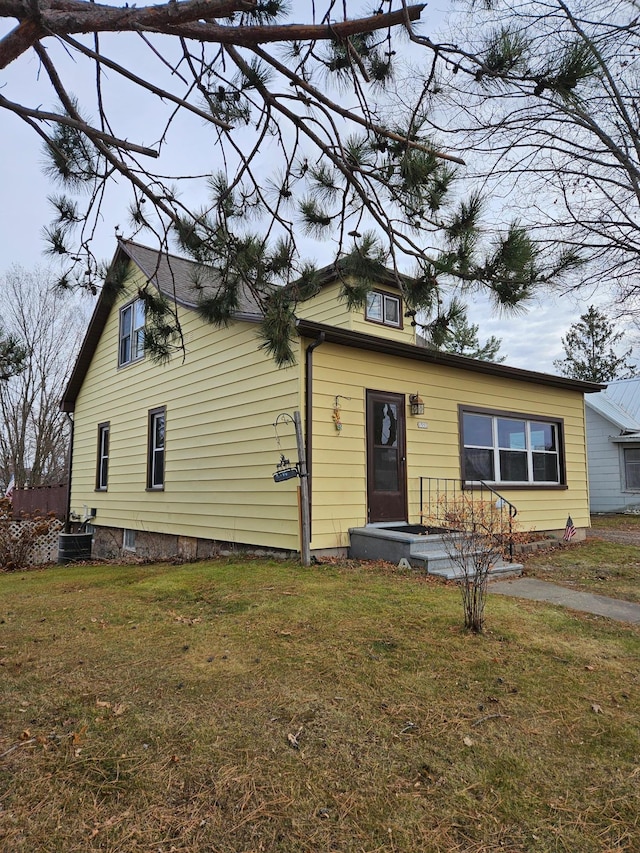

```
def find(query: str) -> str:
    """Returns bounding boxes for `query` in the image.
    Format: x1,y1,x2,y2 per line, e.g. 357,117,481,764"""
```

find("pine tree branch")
0,93,160,158
252,45,465,166
0,2,425,68
59,35,233,131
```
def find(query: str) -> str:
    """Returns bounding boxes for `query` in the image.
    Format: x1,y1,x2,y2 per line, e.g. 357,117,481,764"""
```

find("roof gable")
61,240,605,412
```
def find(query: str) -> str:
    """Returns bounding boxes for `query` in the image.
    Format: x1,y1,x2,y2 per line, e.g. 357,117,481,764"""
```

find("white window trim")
118,298,145,367
623,446,640,491
365,290,402,329
462,409,563,486
96,422,109,491
148,407,166,490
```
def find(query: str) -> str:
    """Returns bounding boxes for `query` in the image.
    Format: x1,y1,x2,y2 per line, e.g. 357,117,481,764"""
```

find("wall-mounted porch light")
409,393,425,416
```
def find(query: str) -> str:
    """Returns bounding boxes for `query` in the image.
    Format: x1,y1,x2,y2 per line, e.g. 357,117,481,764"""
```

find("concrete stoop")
348,525,523,581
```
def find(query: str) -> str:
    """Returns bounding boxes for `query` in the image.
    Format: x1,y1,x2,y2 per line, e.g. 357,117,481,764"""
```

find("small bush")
427,494,523,633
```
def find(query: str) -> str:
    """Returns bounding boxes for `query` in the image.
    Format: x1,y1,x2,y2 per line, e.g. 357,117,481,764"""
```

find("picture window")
461,408,563,486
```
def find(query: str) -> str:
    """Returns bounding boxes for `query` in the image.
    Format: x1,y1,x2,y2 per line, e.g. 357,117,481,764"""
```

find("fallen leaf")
72,724,88,745
96,700,112,709
287,726,304,749
112,703,126,716
463,736,474,747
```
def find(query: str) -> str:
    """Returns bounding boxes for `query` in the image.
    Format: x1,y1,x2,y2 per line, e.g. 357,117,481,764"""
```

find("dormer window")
119,298,145,366
365,290,402,329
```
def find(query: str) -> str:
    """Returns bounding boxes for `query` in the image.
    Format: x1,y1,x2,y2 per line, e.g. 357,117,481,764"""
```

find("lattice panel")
7,519,64,565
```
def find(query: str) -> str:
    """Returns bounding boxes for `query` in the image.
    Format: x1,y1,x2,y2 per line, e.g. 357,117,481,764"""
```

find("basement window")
123,529,136,552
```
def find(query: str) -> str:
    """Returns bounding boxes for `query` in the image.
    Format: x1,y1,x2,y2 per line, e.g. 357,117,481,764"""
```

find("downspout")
64,412,74,534
304,331,325,539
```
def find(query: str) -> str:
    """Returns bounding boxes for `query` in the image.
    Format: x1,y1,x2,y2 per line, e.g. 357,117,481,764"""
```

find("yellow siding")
297,280,416,345
307,341,590,551
71,259,590,557
71,265,303,551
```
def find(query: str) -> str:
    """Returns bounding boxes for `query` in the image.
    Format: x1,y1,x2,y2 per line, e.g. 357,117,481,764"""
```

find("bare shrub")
429,494,521,633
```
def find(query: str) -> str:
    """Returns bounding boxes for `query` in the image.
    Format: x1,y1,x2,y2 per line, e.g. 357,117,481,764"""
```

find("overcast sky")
0,5,630,374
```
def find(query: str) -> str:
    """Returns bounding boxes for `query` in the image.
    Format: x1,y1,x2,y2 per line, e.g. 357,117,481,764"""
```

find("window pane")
463,413,492,447
154,414,165,449
134,329,145,359
464,448,494,480
625,449,640,488
383,295,400,326
530,423,555,452
119,334,131,365
366,292,382,321
373,402,398,447
499,449,528,481
134,299,145,329
374,448,398,491
153,449,165,487
497,419,526,450
532,452,559,482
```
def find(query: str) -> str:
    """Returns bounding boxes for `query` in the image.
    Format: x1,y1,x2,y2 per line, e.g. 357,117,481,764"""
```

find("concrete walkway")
489,577,640,625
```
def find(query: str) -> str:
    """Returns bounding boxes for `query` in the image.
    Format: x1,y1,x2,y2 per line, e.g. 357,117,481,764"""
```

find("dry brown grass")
1,557,639,852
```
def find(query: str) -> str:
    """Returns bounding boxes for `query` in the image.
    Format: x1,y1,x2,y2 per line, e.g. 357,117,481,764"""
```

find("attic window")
119,298,145,366
365,290,402,329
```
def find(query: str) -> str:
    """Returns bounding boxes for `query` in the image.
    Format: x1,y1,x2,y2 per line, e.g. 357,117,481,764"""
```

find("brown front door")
366,390,407,523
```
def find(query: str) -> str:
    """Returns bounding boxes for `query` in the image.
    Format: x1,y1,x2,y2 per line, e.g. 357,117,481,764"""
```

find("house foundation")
87,525,298,562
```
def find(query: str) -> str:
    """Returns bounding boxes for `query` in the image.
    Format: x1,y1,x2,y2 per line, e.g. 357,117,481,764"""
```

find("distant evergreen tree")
554,306,637,382
439,308,506,362
0,328,26,381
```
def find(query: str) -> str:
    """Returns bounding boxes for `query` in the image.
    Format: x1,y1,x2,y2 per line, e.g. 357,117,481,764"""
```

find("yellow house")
61,240,602,560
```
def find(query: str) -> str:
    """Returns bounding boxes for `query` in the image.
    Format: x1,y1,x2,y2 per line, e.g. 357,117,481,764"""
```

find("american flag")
563,515,576,541
4,475,15,500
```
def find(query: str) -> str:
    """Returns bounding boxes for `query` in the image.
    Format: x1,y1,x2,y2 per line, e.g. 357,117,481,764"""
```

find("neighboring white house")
586,378,640,512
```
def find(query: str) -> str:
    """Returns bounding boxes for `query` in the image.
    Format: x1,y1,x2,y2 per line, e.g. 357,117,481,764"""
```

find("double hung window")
96,423,109,490
147,407,166,490
624,448,640,490
461,408,563,486
119,299,145,366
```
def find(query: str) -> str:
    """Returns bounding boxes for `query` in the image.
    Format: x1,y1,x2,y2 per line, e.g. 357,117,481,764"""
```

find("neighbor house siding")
586,406,640,512
70,264,302,551
306,341,591,550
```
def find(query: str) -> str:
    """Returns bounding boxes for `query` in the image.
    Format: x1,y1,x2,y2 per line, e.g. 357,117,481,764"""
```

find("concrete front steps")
348,524,523,581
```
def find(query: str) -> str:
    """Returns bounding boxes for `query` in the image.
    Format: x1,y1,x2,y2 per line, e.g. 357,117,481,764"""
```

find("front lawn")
523,540,640,603
522,515,640,602
1,558,638,852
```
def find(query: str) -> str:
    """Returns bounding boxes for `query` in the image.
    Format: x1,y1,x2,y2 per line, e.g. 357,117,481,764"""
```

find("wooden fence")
12,483,67,520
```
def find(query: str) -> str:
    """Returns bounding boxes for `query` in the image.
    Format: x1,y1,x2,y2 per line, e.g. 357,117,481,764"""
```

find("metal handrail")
479,481,518,518
419,477,519,562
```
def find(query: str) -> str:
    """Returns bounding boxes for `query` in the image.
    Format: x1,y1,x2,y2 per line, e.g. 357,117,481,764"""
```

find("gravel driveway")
587,526,640,547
